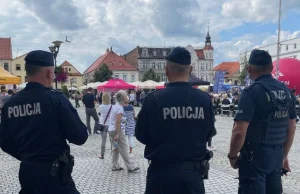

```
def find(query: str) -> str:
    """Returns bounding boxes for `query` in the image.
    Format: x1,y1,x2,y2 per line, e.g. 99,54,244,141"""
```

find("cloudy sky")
1,0,300,73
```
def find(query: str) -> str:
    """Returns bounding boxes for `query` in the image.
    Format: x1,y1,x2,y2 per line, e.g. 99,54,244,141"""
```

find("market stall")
97,79,135,92
140,80,159,89
0,67,21,85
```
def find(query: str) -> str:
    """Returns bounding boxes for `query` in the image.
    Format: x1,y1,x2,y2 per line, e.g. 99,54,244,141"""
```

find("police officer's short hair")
115,90,128,104
249,49,273,73
25,63,42,76
87,87,93,92
166,61,190,74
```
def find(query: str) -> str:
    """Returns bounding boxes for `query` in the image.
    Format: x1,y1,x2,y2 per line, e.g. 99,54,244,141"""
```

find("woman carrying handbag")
97,93,113,159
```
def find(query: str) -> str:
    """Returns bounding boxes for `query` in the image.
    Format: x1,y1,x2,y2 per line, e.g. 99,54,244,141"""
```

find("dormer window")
142,48,148,57
119,62,123,66
108,62,113,66
163,51,167,56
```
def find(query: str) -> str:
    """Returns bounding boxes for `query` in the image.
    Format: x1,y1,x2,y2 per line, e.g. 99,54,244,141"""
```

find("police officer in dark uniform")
228,50,297,194
136,47,215,194
0,50,88,194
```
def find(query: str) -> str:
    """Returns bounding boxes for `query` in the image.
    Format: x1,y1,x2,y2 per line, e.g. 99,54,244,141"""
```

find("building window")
279,46,281,52
209,53,212,59
163,51,167,56
286,45,288,51
294,43,297,49
205,76,208,81
16,64,21,71
71,78,77,83
115,75,119,78
123,75,127,81
142,49,148,57
131,75,135,82
69,68,71,72
153,51,156,56
4,63,9,71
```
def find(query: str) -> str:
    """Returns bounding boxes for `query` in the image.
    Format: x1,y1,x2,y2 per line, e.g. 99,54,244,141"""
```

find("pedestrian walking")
228,50,297,194
74,91,81,108
98,93,113,159
82,87,99,135
123,101,136,157
136,47,215,194
0,50,88,194
129,90,135,106
108,90,140,172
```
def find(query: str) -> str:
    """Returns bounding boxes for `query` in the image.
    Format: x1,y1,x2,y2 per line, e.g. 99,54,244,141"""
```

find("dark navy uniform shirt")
235,74,297,123
0,82,88,161
135,82,215,163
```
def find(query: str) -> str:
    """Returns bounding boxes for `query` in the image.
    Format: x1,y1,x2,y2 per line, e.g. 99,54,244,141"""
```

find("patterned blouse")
123,105,135,135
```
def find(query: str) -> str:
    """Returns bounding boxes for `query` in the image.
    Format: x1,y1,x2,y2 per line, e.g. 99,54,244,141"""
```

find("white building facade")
240,37,300,72
186,32,214,82
112,70,138,83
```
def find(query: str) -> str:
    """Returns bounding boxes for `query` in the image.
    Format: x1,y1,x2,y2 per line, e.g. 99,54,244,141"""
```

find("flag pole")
275,0,282,80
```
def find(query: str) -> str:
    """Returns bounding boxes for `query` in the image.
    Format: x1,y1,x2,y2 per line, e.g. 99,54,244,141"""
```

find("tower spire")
205,20,211,46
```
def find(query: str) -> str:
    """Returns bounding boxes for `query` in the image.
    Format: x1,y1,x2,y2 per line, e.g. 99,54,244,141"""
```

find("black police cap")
166,47,191,65
25,50,54,67
248,49,272,66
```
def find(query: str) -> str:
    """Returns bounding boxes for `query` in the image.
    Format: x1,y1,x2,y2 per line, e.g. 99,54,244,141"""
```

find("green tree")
239,53,248,86
93,64,113,82
61,85,70,98
142,68,160,82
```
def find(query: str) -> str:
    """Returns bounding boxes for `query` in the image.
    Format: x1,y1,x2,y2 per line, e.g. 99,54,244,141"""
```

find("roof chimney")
106,48,109,53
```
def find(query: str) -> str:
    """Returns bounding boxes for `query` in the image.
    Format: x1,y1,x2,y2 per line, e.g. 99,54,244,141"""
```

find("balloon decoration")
272,58,300,94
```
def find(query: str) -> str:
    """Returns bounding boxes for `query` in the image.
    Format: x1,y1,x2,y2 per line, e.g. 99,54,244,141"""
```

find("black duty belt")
149,160,203,171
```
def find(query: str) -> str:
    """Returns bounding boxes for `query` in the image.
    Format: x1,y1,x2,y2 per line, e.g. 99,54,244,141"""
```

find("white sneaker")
207,146,216,151
129,153,133,158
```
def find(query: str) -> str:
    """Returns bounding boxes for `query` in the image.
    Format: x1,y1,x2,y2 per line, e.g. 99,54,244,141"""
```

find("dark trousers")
85,108,99,134
19,161,80,194
75,99,80,108
238,145,284,194
145,164,205,194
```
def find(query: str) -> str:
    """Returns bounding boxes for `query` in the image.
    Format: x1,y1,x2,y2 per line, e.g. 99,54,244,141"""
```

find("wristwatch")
227,153,238,160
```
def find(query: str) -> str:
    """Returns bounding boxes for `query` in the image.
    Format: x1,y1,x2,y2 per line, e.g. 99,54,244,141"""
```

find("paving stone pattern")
0,101,299,194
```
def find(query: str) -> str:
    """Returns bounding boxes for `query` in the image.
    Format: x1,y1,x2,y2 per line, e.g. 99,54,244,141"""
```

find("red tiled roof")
195,49,205,59
60,60,82,76
0,38,12,60
203,45,214,50
84,49,137,74
213,62,240,77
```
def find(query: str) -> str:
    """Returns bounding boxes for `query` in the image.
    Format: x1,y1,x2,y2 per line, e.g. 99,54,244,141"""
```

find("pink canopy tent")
97,78,136,92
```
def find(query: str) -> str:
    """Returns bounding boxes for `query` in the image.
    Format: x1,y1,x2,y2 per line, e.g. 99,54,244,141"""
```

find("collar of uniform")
166,82,190,87
255,74,272,81
25,82,48,89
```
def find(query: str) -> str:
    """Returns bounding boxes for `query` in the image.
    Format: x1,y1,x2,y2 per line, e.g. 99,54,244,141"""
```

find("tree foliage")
239,54,249,86
61,85,70,98
55,66,68,83
142,68,160,82
93,64,113,82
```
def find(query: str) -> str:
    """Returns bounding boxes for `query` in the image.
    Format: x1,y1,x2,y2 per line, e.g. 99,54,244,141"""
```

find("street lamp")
275,0,282,80
49,40,63,89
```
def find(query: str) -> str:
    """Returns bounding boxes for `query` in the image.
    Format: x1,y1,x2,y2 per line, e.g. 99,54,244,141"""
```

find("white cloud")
0,0,299,73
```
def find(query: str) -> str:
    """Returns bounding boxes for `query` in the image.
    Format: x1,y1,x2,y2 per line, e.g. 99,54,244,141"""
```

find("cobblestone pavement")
0,101,299,194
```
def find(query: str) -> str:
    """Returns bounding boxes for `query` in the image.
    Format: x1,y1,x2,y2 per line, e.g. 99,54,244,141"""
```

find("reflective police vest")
245,81,292,147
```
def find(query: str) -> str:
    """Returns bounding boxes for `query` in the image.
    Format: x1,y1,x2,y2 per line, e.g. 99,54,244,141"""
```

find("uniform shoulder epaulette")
50,89,62,94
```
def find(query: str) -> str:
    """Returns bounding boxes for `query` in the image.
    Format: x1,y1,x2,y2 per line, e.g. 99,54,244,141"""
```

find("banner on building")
213,71,226,93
